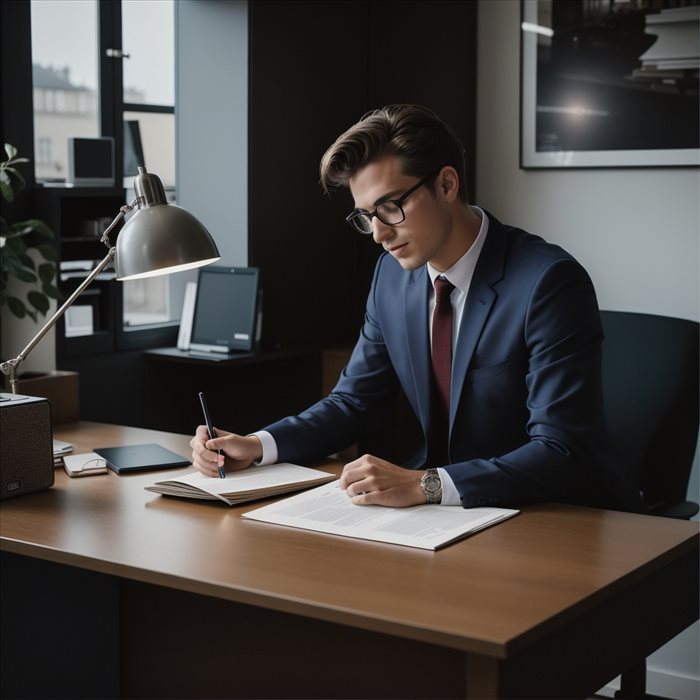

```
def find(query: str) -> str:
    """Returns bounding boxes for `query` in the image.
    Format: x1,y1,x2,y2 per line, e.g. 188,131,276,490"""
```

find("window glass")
31,0,99,182
122,0,174,107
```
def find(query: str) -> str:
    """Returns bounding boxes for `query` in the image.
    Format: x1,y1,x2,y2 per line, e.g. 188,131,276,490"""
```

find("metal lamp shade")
115,203,220,281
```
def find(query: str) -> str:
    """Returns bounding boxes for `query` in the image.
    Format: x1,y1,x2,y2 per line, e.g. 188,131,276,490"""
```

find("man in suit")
191,104,634,510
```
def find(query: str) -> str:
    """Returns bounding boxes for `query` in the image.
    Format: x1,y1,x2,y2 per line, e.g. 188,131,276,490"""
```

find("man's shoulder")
485,211,580,273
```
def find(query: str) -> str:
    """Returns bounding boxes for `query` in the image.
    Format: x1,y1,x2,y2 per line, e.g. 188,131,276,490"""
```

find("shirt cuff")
437,467,461,506
251,430,278,465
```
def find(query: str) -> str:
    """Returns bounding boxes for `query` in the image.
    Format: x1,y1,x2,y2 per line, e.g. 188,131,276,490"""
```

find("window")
120,0,176,328
30,0,181,343
30,0,99,181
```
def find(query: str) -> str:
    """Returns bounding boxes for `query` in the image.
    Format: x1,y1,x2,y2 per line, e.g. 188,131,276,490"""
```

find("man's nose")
372,218,394,245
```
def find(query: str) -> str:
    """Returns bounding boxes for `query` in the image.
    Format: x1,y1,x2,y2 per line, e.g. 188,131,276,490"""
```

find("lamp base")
0,393,54,500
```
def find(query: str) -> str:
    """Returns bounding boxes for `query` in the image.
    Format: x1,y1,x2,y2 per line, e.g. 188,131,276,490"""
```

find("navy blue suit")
266,213,636,510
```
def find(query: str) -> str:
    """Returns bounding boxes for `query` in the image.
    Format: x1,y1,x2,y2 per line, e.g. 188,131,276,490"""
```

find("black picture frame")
520,0,699,168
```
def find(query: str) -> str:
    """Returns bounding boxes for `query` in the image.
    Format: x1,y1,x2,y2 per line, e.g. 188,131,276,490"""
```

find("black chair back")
600,311,699,517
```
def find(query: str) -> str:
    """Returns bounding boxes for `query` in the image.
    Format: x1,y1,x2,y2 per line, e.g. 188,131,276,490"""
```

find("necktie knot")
434,277,454,306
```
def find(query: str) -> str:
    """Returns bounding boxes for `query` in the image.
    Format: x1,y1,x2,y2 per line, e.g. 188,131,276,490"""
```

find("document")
242,481,519,550
145,463,336,506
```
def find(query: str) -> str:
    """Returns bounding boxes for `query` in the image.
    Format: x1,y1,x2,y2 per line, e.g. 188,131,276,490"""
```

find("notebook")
94,443,191,474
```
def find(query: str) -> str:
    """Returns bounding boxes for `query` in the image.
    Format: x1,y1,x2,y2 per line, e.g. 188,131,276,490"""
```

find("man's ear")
437,166,460,203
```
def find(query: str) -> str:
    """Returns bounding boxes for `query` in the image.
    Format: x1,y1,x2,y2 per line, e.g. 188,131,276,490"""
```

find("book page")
242,481,518,550
147,463,334,499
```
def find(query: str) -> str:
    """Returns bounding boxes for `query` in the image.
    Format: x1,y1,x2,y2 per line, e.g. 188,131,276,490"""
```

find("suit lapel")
449,214,507,431
403,267,432,431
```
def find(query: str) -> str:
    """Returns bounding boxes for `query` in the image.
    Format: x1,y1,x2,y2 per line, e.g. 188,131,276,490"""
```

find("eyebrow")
352,187,405,211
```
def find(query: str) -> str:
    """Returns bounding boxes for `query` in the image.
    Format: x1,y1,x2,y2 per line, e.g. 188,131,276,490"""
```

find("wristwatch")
420,468,442,504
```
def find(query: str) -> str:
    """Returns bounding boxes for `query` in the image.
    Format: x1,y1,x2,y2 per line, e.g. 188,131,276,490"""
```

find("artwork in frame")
520,0,700,168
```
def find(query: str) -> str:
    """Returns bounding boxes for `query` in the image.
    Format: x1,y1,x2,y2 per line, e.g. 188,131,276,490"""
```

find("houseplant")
0,143,60,322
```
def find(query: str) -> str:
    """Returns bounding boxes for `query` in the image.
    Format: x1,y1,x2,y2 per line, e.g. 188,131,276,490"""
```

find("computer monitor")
67,137,115,186
189,266,259,354
123,120,146,177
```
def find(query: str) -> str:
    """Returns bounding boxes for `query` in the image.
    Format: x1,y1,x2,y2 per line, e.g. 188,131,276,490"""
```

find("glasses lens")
349,213,373,234
376,201,404,226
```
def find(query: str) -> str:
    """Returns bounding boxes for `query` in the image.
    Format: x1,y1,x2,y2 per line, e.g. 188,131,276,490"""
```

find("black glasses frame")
345,168,441,234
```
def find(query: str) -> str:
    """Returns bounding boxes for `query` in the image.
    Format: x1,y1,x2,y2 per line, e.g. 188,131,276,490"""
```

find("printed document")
242,481,519,550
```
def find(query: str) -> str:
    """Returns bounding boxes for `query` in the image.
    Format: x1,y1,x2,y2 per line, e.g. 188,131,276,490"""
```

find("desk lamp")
0,167,221,393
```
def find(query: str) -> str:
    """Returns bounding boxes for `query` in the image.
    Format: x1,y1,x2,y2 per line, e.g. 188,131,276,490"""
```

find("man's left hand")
339,454,426,507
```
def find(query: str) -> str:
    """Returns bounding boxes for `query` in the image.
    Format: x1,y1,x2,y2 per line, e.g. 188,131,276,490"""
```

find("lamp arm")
0,204,132,394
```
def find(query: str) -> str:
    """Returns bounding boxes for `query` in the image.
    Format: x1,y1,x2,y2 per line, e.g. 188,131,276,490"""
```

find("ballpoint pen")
198,391,225,478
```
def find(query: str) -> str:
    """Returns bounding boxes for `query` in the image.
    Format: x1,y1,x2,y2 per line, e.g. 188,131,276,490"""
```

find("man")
191,104,634,510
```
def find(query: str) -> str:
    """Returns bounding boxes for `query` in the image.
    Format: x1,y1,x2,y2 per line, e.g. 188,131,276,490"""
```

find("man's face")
348,155,455,271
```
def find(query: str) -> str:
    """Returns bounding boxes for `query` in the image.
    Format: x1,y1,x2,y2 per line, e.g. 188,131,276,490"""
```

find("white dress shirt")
254,207,490,506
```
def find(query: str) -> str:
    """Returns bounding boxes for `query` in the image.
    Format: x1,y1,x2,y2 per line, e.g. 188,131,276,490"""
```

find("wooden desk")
1,422,698,699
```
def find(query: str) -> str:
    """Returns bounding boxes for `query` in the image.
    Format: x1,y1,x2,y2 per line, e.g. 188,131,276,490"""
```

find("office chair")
599,311,699,700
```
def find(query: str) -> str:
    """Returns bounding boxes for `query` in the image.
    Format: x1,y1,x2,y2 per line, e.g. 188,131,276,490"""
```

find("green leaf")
18,253,36,271
15,219,54,239
36,243,57,261
27,290,50,315
38,262,55,283
42,281,61,300
4,143,17,160
6,235,27,253
0,175,13,203
7,296,26,319
11,266,37,283
5,167,26,190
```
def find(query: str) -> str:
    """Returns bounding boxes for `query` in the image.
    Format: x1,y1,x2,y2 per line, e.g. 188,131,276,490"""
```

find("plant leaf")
15,218,54,239
42,281,61,300
18,253,36,271
0,175,13,203
16,268,38,283
36,243,57,261
4,143,17,160
7,296,26,319
38,261,55,283
27,290,50,315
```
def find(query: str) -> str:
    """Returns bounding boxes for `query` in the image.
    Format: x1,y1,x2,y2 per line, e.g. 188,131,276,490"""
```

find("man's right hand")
190,425,263,477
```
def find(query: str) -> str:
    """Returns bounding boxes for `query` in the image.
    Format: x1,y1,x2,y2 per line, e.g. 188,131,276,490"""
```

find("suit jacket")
265,212,638,510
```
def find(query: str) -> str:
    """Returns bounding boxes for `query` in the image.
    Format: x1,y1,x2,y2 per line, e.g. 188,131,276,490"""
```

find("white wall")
476,2,699,697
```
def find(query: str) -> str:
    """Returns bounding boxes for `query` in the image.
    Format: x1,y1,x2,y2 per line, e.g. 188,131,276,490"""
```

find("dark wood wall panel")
249,0,477,351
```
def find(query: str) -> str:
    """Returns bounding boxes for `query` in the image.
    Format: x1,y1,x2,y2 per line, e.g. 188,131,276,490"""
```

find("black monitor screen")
72,138,114,178
190,266,259,352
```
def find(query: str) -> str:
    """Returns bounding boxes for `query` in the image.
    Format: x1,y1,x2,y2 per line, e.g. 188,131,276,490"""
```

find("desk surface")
1,422,698,671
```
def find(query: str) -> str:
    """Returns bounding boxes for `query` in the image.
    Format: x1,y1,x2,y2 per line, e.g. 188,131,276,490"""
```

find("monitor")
123,120,146,177
189,266,259,353
67,137,115,186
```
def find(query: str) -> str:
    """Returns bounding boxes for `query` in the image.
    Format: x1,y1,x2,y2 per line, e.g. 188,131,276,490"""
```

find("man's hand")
339,454,426,507
190,425,262,477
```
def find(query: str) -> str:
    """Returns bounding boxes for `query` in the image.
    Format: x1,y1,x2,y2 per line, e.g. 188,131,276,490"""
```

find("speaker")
0,393,54,500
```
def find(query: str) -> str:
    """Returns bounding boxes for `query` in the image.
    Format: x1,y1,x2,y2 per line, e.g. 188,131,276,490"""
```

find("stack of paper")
52,439,73,467
243,481,520,550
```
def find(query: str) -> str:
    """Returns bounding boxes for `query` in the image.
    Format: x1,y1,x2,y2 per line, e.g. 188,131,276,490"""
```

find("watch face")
423,473,441,494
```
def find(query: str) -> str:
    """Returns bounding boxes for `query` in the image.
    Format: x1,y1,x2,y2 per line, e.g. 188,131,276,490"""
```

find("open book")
145,463,335,506
242,481,519,550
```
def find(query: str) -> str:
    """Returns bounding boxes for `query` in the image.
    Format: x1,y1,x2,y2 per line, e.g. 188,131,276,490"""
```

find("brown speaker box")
0,393,54,500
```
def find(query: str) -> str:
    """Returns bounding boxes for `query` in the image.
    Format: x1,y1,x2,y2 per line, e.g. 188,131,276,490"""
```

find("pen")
199,391,225,479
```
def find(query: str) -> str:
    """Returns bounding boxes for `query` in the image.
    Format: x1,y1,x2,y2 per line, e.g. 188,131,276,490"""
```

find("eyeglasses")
345,169,440,235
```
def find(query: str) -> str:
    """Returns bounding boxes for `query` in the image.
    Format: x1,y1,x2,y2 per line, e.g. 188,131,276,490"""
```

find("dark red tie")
430,276,454,465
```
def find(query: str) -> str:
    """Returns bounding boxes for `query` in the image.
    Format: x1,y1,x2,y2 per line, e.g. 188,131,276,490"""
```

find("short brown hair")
319,104,469,203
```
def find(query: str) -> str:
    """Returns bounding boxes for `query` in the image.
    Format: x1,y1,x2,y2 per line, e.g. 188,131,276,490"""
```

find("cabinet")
32,185,126,358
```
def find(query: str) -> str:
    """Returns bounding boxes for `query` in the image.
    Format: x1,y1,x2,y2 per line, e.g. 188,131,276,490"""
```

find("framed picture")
520,0,699,168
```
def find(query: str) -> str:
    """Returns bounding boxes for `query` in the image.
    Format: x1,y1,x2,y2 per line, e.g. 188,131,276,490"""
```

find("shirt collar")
427,206,489,293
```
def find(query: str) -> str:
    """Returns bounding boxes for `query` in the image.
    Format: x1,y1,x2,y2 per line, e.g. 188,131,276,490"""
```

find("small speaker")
0,393,54,500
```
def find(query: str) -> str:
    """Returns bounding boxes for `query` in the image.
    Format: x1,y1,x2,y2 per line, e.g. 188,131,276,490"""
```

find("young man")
191,104,635,511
